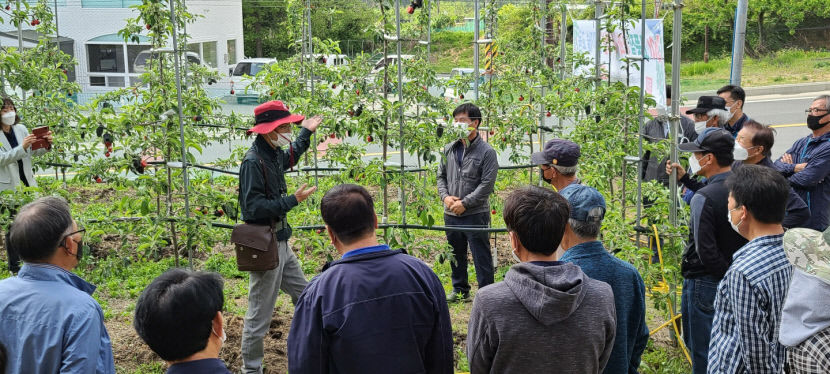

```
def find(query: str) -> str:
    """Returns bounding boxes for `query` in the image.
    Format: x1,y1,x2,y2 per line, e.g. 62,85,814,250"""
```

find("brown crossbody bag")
231,153,280,272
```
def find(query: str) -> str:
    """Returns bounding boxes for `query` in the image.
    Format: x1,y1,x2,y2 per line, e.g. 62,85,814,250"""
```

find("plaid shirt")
786,326,830,374
708,233,793,374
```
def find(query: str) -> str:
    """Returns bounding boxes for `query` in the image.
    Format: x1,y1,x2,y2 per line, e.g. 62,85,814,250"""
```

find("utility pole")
729,0,748,85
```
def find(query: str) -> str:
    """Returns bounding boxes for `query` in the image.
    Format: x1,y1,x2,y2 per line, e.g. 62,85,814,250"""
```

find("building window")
227,39,237,65
202,41,217,68
87,44,124,73
82,0,141,8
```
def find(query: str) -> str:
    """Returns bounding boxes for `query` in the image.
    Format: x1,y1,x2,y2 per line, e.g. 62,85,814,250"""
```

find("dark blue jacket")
559,241,649,374
774,131,830,231
287,247,454,374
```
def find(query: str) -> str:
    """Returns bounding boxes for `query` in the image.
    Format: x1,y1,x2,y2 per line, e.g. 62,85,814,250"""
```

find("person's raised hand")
294,183,318,203
301,115,323,132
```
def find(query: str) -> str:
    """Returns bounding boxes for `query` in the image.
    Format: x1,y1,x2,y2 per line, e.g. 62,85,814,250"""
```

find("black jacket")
681,171,748,279
238,128,312,240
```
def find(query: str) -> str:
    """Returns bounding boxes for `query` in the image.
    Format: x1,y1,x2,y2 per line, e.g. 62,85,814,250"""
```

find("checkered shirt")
786,326,830,374
709,233,794,374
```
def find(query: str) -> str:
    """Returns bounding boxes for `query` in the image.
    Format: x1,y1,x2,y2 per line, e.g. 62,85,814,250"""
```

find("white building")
0,0,243,103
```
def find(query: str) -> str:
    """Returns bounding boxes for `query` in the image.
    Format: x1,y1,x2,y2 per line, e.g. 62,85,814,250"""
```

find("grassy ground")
429,32,830,89
676,49,830,92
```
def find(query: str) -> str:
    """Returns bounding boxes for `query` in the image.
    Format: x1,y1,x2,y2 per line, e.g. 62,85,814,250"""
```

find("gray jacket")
437,135,498,217
467,262,617,374
642,116,696,185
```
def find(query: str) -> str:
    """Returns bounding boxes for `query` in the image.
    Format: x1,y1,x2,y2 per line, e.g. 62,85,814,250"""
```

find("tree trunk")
757,10,765,51
704,25,709,63
255,23,263,57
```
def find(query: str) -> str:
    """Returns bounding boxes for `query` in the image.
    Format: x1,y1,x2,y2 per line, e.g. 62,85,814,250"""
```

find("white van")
371,54,415,74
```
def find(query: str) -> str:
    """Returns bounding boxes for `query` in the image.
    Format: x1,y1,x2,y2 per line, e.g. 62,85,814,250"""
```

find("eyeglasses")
805,108,829,115
61,227,85,246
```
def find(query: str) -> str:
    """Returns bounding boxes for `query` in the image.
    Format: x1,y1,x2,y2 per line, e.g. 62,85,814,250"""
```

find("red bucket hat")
248,100,305,135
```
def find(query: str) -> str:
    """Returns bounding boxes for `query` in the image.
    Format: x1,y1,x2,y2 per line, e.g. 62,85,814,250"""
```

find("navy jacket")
287,248,454,374
683,171,748,279
774,131,830,231
560,241,649,374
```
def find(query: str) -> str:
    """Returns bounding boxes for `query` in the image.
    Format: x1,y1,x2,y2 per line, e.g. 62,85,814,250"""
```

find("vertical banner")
573,19,666,105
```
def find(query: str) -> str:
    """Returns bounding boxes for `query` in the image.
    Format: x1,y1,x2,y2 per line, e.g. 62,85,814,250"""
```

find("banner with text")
574,19,666,105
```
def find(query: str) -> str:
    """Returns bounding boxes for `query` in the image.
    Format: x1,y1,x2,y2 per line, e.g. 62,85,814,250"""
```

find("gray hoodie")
466,262,617,374
779,269,830,346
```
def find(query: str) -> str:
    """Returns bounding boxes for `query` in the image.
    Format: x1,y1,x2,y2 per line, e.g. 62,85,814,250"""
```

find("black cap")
678,128,734,154
531,139,581,167
685,96,726,115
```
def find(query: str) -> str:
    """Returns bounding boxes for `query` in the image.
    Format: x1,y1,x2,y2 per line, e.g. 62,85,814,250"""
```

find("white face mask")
212,327,227,344
694,120,707,135
453,121,471,130
1,111,16,126
270,132,291,148
733,143,749,161
688,154,702,175
727,208,743,235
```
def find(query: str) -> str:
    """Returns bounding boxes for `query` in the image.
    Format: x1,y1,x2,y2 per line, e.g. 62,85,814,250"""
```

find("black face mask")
75,240,84,260
807,114,828,130
541,169,552,184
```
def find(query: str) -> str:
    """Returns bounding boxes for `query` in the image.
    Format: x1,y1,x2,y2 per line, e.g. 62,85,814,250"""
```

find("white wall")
1,1,244,94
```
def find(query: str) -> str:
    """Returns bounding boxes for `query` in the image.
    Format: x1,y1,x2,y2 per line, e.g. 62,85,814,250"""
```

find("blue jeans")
445,212,493,294
681,275,720,374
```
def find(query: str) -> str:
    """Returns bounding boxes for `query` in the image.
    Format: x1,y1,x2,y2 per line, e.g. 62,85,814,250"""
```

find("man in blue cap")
531,139,581,192
674,127,748,374
558,185,649,374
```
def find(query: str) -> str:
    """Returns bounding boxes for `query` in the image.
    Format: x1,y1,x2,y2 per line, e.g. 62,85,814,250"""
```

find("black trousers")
445,212,494,294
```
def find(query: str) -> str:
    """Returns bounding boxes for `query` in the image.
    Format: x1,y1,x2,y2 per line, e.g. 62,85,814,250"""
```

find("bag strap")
251,151,270,198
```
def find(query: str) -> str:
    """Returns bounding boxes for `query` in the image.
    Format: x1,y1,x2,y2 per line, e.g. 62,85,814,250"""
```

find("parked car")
229,58,277,77
443,68,492,101
302,54,349,68
370,54,415,74
133,50,216,84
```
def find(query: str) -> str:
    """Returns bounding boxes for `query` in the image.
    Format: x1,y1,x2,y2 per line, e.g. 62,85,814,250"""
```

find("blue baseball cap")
559,184,606,222
531,139,581,167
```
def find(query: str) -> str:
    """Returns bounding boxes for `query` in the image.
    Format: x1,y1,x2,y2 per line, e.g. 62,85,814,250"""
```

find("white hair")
814,94,830,111
552,164,578,176
707,108,732,126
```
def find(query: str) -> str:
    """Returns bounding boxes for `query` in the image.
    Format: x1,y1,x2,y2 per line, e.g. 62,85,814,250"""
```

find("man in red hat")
238,100,322,374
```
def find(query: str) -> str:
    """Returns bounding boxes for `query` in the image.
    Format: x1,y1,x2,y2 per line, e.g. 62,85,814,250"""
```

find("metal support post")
635,0,646,243
594,0,603,85
473,0,480,100
168,0,193,268
395,0,406,225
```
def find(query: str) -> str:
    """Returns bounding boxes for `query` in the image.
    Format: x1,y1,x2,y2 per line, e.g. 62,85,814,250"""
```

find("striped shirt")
708,233,793,374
